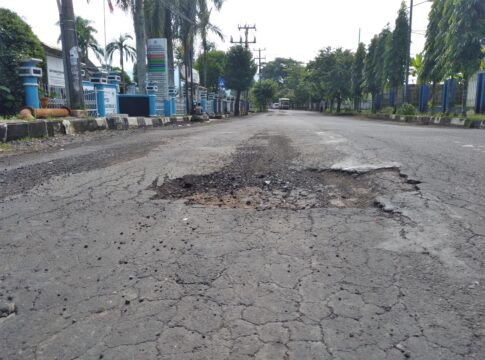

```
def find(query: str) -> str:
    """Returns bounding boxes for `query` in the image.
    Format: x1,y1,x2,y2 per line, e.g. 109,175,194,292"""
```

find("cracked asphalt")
0,111,484,359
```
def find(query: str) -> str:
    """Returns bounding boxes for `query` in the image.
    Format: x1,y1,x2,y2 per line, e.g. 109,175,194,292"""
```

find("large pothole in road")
151,133,419,210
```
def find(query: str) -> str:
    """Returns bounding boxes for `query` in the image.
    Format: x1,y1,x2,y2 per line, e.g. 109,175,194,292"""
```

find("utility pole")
59,0,84,110
253,48,266,82
404,0,414,103
231,24,257,49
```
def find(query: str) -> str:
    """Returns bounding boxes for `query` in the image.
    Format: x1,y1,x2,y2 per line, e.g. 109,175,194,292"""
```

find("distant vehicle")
272,102,280,109
279,98,290,109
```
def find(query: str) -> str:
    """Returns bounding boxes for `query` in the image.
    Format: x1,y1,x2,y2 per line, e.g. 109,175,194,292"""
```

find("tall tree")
106,34,136,92
196,5,224,88
365,36,381,112
194,50,226,92
421,0,447,109
109,0,147,93
144,0,175,88
376,26,392,92
443,0,485,114
352,42,366,111
421,0,445,84
57,16,104,65
326,48,354,113
75,17,104,65
387,2,409,95
251,79,278,112
178,0,198,112
308,48,335,106
224,45,257,116
260,58,300,86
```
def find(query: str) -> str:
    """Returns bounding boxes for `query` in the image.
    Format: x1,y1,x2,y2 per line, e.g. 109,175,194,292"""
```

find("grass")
0,143,12,151
468,114,485,122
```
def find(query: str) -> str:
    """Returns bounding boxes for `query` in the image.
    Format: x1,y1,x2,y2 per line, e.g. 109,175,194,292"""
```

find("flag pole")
103,0,108,70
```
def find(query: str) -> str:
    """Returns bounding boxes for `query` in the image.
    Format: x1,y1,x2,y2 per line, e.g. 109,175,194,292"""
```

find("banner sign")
147,38,169,115
104,86,117,115
46,55,65,88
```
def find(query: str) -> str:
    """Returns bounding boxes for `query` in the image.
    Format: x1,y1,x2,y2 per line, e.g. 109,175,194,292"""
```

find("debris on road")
152,133,419,211
0,303,16,318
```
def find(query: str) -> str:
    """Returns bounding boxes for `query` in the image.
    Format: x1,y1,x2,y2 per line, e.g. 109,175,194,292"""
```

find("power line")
159,0,196,25
230,24,256,49
253,47,266,81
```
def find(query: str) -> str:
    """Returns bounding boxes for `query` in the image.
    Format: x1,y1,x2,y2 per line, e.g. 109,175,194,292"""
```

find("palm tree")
410,53,424,84
106,34,136,92
57,16,104,65
144,0,176,89
197,5,224,88
178,0,224,112
93,0,147,93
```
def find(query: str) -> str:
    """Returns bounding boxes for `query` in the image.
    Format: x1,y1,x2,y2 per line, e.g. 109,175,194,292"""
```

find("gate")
83,90,98,117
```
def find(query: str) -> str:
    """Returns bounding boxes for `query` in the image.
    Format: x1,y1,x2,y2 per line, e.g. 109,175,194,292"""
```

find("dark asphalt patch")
152,133,419,210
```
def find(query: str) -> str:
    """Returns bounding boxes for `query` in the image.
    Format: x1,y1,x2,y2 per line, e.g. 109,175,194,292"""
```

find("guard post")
91,71,108,117
146,83,158,117
19,58,43,109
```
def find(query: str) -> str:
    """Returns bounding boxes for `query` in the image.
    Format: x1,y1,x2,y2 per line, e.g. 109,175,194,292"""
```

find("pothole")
151,133,420,210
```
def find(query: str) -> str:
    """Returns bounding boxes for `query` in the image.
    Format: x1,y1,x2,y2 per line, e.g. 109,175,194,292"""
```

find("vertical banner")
147,38,169,115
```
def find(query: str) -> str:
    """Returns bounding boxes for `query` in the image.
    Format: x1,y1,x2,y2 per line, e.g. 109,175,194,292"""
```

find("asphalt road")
1,111,484,360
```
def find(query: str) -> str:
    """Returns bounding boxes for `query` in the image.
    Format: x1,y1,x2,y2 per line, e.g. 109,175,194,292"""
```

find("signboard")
46,55,65,88
147,38,169,115
104,86,117,115
218,76,225,89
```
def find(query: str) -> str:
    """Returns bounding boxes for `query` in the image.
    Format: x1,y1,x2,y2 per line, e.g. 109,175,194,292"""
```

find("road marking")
462,145,474,148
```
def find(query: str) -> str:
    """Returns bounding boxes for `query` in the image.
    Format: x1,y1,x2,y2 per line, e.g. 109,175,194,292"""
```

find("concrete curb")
0,120,65,142
0,113,226,142
361,113,485,129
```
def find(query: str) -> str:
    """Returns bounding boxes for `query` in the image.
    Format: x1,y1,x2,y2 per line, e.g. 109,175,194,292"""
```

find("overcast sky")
0,0,432,70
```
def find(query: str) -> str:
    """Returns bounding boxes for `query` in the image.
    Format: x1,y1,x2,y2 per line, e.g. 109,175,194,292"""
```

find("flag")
107,0,114,13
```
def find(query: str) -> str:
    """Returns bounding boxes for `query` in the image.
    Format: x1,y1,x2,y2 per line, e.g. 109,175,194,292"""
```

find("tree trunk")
134,0,146,93
337,94,341,113
203,39,207,88
431,81,436,113
189,47,194,113
184,43,190,114
235,90,241,116
461,77,468,116
164,8,174,88
120,48,125,93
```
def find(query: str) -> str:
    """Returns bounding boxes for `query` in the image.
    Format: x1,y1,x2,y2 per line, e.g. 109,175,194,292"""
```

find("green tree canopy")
106,33,136,92
364,35,380,111
260,57,300,85
352,42,366,111
58,16,103,65
194,50,226,92
421,0,445,83
0,8,44,115
387,1,409,90
224,45,257,115
443,0,485,113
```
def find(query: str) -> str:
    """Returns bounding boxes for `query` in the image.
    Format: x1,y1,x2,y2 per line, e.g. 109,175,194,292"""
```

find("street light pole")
404,0,413,103
59,0,84,109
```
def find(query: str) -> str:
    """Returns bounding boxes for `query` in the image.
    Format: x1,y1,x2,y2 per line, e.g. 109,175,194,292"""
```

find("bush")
0,8,45,115
397,103,417,116
380,106,394,114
